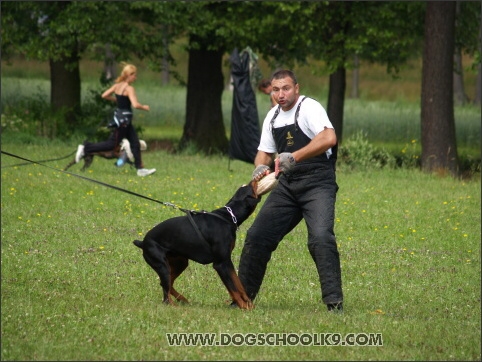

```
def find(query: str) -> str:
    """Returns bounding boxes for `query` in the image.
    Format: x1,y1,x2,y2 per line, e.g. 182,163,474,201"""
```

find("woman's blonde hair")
115,63,137,83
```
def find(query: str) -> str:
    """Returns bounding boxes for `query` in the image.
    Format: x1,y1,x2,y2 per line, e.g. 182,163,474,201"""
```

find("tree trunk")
179,35,228,154
475,1,482,106
421,1,459,176
161,25,170,85
476,57,482,106
49,47,81,131
325,1,349,145
103,43,116,83
453,2,468,105
350,54,359,99
327,67,346,144
453,49,468,105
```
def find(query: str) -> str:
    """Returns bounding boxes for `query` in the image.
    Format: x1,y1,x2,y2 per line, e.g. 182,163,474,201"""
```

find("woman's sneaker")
137,168,156,177
75,145,85,163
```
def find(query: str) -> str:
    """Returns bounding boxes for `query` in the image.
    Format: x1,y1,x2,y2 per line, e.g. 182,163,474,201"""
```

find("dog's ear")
235,181,259,200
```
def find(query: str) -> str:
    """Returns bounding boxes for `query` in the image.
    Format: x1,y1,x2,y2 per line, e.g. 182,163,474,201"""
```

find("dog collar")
224,206,238,229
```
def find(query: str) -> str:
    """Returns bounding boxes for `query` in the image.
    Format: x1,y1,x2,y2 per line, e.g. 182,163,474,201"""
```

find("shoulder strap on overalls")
293,96,309,131
269,105,281,135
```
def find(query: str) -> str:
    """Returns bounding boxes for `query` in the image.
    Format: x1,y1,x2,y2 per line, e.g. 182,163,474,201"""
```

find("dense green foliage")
2,1,480,164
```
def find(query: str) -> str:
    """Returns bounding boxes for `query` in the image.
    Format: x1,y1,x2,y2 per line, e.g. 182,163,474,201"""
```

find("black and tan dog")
63,139,147,172
133,180,261,310
63,146,121,172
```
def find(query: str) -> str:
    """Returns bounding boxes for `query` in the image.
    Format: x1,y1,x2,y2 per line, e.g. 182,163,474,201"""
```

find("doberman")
63,139,146,172
133,180,261,310
63,146,122,172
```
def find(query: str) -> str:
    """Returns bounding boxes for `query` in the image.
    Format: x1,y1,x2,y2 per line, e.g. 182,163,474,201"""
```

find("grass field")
1,54,481,360
1,142,480,361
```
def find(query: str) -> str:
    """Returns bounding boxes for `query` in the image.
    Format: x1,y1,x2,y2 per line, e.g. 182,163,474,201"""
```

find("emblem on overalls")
286,131,294,147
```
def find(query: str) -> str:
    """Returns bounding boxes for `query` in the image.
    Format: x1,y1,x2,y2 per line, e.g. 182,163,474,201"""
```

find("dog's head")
225,180,261,223
234,179,260,202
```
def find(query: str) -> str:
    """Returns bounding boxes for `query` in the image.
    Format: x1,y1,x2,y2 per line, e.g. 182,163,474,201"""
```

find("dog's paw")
227,299,255,310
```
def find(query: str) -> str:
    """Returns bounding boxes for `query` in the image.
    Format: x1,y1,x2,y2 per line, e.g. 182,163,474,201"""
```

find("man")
237,69,343,312
258,79,277,108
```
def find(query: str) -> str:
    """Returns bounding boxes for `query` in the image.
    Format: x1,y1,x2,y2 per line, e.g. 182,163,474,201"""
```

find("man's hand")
278,152,296,174
252,165,270,181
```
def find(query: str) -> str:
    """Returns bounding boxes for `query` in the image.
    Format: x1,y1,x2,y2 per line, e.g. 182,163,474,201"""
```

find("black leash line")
1,150,187,212
1,150,77,168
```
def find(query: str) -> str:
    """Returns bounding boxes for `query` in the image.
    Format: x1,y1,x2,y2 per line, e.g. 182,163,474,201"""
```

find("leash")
1,150,186,212
185,206,238,246
1,150,76,168
1,150,240,228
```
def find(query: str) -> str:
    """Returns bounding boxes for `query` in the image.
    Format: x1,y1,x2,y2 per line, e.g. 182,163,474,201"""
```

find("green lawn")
1,142,480,361
1,54,481,360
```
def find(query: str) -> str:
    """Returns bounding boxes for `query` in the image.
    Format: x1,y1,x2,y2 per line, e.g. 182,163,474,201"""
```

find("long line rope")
1,150,187,212
1,150,76,168
2,108,115,170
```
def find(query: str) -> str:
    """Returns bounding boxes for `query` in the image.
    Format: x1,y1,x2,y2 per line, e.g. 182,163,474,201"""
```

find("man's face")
271,77,299,111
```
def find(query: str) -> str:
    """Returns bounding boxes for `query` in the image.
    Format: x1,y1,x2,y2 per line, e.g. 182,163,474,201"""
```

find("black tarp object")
228,48,261,164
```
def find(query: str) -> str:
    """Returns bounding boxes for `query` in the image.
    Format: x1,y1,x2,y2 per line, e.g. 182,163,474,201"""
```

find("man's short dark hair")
258,79,271,91
271,69,298,85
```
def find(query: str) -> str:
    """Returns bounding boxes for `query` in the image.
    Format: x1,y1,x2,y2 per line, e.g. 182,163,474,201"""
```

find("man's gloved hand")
278,152,296,174
252,165,270,181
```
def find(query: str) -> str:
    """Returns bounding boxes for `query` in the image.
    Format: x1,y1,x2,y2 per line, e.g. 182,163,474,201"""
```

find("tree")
1,2,173,132
322,2,350,144
350,55,360,99
135,1,425,151
477,3,482,106
168,2,269,154
308,2,424,144
453,1,482,105
453,2,469,105
180,34,227,153
421,2,459,176
1,2,125,129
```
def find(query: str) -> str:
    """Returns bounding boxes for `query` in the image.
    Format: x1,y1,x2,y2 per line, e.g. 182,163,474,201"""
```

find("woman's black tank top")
115,94,132,110
115,83,132,110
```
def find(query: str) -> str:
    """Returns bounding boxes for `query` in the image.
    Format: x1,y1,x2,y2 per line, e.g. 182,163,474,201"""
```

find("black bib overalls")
237,98,343,305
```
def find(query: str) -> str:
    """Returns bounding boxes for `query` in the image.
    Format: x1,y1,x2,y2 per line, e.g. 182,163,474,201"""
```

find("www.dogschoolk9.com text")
166,332,383,347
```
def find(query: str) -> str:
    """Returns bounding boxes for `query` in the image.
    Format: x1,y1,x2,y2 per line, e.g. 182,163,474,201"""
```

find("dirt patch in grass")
146,139,177,153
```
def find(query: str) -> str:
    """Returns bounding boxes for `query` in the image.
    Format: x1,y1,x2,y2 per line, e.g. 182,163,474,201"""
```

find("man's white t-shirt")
258,96,334,158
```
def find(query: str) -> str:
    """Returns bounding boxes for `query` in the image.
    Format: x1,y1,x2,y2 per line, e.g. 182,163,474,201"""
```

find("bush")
0,78,146,143
338,131,396,170
1,90,66,138
1,88,94,141
79,79,118,141
394,139,422,169
458,153,481,177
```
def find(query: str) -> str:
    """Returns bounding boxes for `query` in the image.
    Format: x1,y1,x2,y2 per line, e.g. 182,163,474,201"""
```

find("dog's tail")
133,239,144,249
